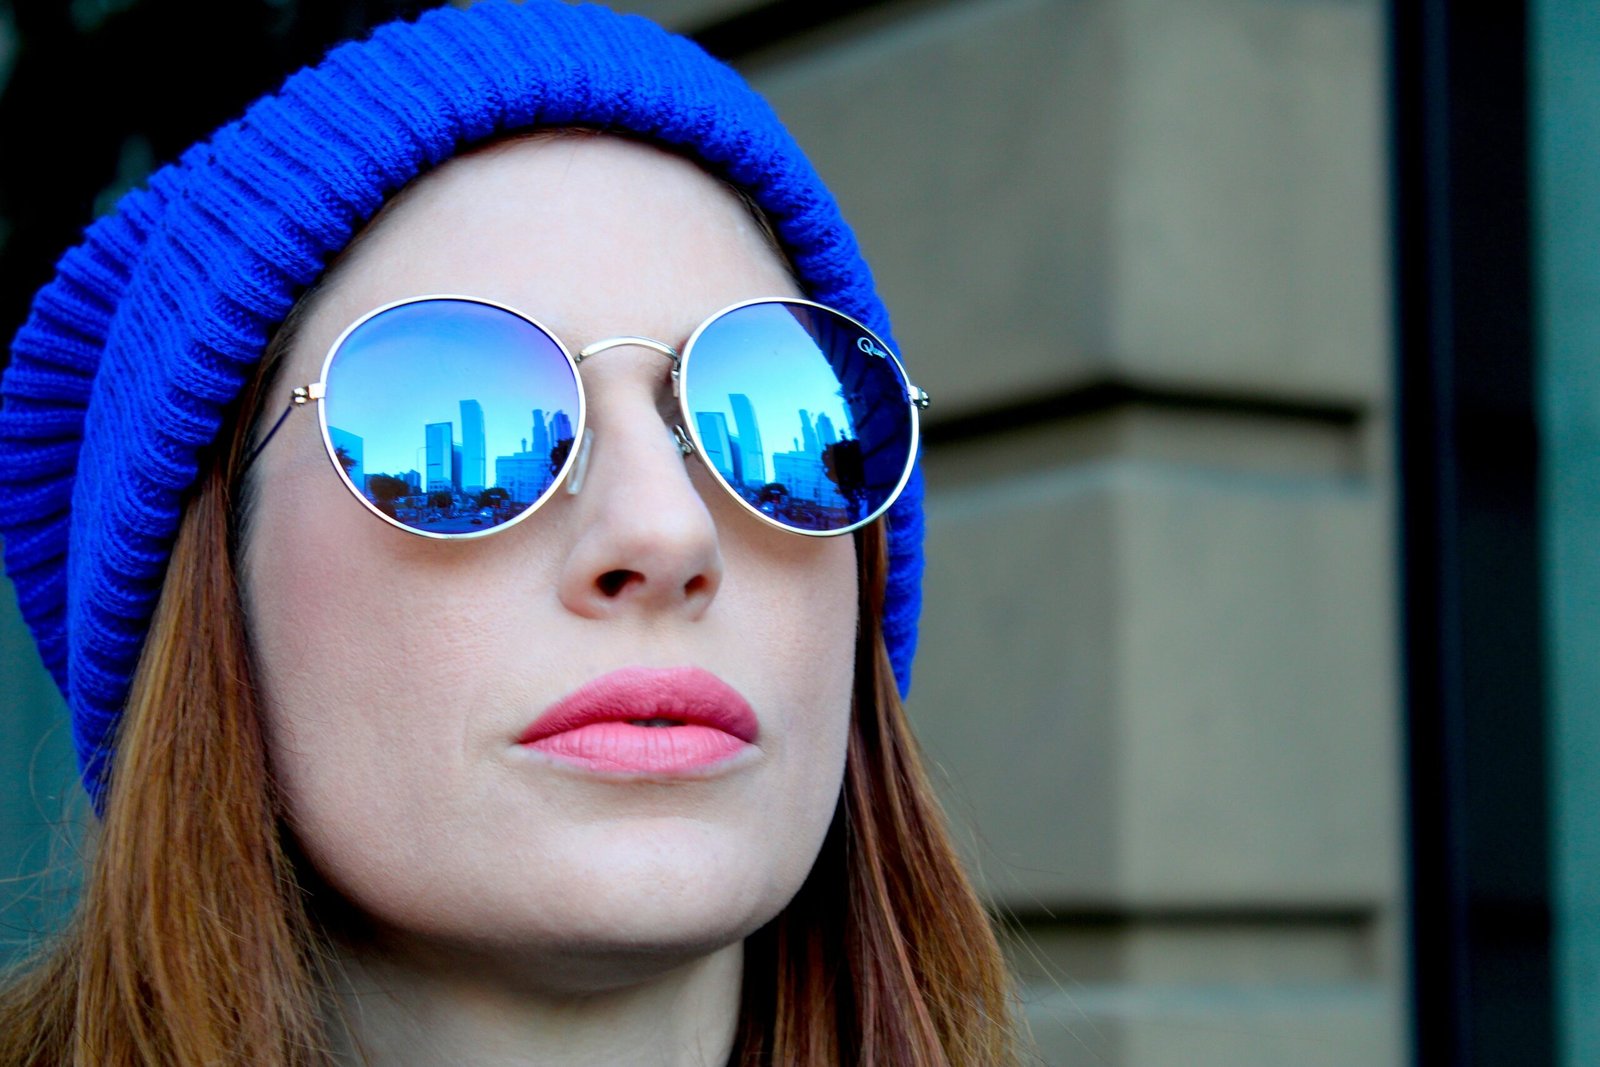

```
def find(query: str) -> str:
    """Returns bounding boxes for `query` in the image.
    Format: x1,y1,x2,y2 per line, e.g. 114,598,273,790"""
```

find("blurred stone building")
657,2,1401,1062
0,1,1401,1063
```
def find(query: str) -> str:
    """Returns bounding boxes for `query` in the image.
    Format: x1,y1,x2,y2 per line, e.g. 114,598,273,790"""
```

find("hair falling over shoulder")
0,445,328,1065
0,399,1023,1067
732,520,1024,1066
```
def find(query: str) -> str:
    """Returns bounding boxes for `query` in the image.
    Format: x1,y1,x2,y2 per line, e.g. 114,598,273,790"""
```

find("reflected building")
425,421,453,492
495,448,552,505
696,411,737,484
800,409,820,457
495,408,573,504
772,450,846,508
728,393,764,486
815,412,838,451
451,444,462,492
328,426,364,492
531,408,550,463
550,410,574,449
459,400,486,493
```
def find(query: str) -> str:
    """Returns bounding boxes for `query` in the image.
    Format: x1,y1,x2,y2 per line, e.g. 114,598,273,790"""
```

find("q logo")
857,336,890,359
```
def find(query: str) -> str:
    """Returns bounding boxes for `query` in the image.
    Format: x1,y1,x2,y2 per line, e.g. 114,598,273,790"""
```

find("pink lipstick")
517,667,758,775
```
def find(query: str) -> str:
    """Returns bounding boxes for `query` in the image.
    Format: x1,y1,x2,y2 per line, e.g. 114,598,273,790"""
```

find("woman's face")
241,136,858,991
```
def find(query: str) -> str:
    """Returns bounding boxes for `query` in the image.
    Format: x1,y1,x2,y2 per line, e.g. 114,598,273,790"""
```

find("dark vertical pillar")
1392,2,1554,1064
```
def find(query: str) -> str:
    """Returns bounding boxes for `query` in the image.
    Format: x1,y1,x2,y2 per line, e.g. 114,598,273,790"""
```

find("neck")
322,939,743,1067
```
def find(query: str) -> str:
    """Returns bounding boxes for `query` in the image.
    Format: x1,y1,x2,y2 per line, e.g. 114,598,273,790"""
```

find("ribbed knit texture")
0,0,925,807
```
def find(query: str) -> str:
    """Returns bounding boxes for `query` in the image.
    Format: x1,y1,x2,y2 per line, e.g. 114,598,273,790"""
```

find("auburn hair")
0,150,1021,1067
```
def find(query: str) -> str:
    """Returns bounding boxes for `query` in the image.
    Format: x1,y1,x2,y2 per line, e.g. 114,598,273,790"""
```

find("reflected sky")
322,300,580,482
687,303,874,483
682,302,913,515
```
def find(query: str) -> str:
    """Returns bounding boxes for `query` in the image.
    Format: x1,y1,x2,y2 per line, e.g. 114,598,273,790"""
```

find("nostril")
684,574,709,598
597,569,638,597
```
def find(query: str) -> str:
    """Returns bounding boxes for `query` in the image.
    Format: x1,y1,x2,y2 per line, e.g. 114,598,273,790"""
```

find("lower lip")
523,721,751,774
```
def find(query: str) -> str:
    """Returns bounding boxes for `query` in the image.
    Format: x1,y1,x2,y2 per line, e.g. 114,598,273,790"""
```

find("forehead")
289,135,801,376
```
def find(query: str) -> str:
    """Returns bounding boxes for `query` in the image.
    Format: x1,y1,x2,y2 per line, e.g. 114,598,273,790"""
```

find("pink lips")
517,667,758,775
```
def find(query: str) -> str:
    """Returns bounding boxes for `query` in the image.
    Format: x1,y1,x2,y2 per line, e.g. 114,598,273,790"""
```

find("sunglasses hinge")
672,425,695,457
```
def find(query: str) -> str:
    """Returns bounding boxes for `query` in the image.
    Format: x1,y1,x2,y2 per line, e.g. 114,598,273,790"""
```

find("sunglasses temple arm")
237,400,298,476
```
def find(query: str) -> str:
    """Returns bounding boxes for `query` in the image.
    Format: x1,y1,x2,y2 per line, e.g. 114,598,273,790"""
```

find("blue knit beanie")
0,0,925,807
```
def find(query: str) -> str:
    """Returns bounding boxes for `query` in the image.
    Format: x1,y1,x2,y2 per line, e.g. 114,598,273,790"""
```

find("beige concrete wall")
619,0,1403,1062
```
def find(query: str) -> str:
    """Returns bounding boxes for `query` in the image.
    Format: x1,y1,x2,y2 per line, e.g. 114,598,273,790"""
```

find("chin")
319,823,811,992
377,885,775,998
524,831,803,953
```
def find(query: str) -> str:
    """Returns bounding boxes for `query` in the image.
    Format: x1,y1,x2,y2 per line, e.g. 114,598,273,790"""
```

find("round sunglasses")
248,295,930,539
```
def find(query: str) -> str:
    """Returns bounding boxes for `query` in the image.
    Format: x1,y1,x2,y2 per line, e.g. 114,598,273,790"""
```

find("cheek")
240,471,505,853
243,447,547,729
245,487,427,743
753,533,858,691
726,534,859,882
244,488,394,832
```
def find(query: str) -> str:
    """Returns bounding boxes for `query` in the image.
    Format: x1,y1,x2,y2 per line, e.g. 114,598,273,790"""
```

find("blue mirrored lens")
682,302,915,533
322,299,581,536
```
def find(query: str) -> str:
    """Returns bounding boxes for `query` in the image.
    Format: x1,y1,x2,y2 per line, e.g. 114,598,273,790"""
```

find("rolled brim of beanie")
0,0,924,808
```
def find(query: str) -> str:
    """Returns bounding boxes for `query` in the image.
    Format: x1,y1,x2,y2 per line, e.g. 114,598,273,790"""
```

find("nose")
554,356,723,621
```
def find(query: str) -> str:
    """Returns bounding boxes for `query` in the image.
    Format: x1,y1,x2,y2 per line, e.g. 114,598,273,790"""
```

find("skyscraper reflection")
460,400,486,493
327,400,574,534
728,393,764,486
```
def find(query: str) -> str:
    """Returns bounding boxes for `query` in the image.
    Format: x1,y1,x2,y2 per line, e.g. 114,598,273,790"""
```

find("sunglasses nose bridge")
575,334,678,363
561,336,697,503
575,335,685,406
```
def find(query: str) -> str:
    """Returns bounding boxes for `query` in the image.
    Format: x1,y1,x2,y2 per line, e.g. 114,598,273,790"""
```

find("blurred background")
0,1,1592,1064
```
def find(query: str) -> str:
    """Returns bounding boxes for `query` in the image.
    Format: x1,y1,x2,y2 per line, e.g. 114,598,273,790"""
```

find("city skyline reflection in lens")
320,299,580,536
682,302,914,533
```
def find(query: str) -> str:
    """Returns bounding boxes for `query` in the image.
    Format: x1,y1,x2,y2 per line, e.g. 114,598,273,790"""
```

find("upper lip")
518,666,759,745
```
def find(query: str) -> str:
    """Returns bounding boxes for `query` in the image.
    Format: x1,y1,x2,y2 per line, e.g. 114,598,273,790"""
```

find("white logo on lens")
857,337,889,359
